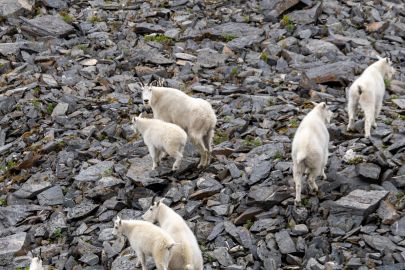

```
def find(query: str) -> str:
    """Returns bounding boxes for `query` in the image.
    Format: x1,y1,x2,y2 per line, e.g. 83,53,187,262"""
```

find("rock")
249,160,272,185
262,0,300,17
197,48,227,68
75,161,114,182
192,84,215,94
135,23,165,34
363,234,398,252
51,102,69,118
208,22,264,38
292,224,309,236
126,157,168,187
22,15,75,37
305,61,357,84
250,218,282,233
248,186,291,208
67,201,98,220
287,2,323,25
377,200,400,225
301,39,343,57
332,189,389,217
275,230,296,254
391,216,405,237
234,207,264,226
0,0,32,17
13,171,53,199
0,232,28,266
40,0,67,9
37,185,64,206
356,163,381,181
79,253,99,266
212,247,234,266
392,99,405,110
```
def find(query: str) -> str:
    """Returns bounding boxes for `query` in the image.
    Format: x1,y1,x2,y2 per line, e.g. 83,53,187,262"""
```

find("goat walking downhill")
347,57,395,138
143,199,204,270
141,82,217,168
291,102,332,204
112,217,176,270
132,114,187,171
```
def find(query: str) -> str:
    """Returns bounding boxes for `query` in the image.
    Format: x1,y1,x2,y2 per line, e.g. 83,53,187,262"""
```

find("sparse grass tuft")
288,118,299,128
230,67,238,77
53,227,63,238
213,130,229,145
274,151,283,160
384,78,392,89
59,11,74,23
6,160,17,169
33,86,41,95
267,97,276,106
89,15,102,23
0,198,6,206
102,168,113,177
260,52,269,63
244,136,262,147
346,156,364,165
144,34,172,44
221,34,238,42
243,15,250,23
301,197,310,207
47,103,55,114
244,219,254,230
396,192,404,200
281,15,295,32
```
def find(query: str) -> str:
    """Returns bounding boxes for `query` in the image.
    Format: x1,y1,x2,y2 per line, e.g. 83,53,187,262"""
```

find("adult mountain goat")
143,199,203,270
291,102,333,204
347,57,396,138
141,80,217,168
112,216,176,270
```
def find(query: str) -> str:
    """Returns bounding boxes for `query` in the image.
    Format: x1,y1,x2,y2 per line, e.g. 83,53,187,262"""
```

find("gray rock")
0,0,32,17
275,230,296,254
262,0,299,17
287,2,323,25
22,15,75,37
292,224,309,236
37,185,64,206
75,161,114,182
197,48,228,68
0,232,28,266
377,200,400,225
98,228,115,242
51,102,69,118
356,163,381,181
391,216,405,237
111,254,137,270
67,201,98,220
249,160,272,185
135,23,165,34
208,22,264,38
363,234,398,252
248,186,291,208
79,253,99,266
392,99,405,110
212,247,234,266
305,61,357,84
192,84,215,94
40,0,67,9
301,39,343,57
13,171,53,199
332,189,389,217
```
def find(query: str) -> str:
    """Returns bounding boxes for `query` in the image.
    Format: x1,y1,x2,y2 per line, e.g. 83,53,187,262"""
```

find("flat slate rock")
305,61,357,84
37,185,64,206
13,171,53,199
0,232,28,266
332,189,389,217
207,22,264,38
275,230,296,254
0,0,32,17
67,201,99,220
22,15,75,37
75,161,114,182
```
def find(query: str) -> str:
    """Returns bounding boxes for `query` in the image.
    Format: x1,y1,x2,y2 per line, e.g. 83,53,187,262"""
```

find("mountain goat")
291,102,332,204
142,199,203,270
140,79,217,168
29,257,44,270
112,216,177,270
347,57,396,138
132,114,187,171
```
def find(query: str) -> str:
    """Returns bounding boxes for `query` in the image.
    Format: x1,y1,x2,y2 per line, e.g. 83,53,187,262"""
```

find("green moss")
89,15,102,23
390,94,398,101
260,52,269,63
47,103,55,114
213,130,229,145
346,156,364,165
0,198,6,206
102,168,113,177
267,97,276,106
221,34,238,42
244,219,254,230
281,15,290,26
33,86,41,95
274,151,283,160
287,218,296,228
30,100,42,110
301,197,310,207
59,11,74,23
243,15,250,23
384,78,392,89
75,44,88,51
223,116,232,123
286,23,295,32
396,192,404,200
289,118,299,128
144,34,172,44
244,136,262,147
230,67,238,77
53,227,62,238
6,160,17,169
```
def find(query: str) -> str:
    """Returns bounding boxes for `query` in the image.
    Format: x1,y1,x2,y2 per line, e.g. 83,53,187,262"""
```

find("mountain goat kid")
347,57,396,138
291,102,333,205
141,81,217,168
132,114,187,171
143,199,203,270
112,216,177,270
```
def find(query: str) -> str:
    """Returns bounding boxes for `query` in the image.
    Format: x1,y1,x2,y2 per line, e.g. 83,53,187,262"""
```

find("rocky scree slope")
0,0,404,269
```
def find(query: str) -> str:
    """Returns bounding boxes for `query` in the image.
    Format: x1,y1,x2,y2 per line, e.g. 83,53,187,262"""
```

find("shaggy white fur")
112,217,176,270
143,199,203,270
347,57,396,138
141,84,216,168
132,114,187,171
29,257,44,270
291,102,332,204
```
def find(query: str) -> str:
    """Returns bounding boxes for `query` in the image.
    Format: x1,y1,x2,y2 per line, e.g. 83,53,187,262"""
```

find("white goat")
291,102,332,204
29,257,44,270
141,80,217,168
132,114,187,171
142,199,203,270
112,216,176,270
347,57,396,138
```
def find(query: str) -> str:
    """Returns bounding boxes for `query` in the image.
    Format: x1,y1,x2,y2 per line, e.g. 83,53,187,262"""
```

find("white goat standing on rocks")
29,257,44,270
112,216,177,270
141,79,217,168
142,198,203,270
291,102,333,204
347,56,396,138
132,113,187,171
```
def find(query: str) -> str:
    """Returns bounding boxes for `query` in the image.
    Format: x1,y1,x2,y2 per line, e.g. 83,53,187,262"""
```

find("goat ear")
321,102,326,109
386,58,389,63
376,55,383,60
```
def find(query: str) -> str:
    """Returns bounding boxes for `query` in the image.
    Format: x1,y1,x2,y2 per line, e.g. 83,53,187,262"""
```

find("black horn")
151,195,157,204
